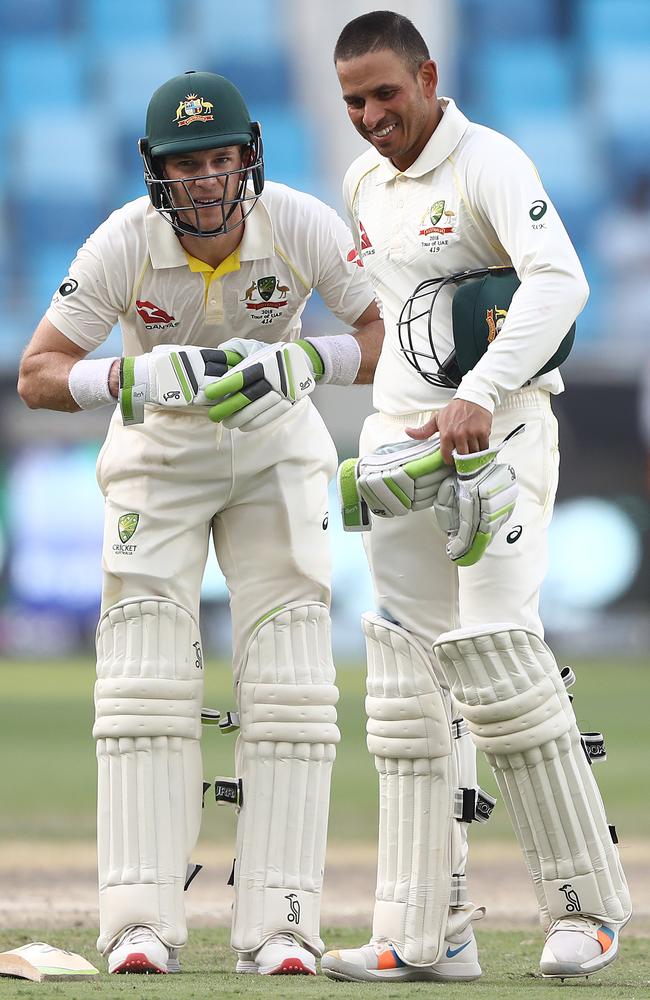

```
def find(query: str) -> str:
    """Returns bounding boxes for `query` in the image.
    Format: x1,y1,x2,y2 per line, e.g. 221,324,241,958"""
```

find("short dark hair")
334,11,430,75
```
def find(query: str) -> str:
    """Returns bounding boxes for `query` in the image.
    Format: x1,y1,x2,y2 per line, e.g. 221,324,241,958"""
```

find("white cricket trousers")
96,399,338,676
360,387,560,644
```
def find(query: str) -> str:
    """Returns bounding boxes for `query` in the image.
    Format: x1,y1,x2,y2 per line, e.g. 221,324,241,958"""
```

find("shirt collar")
144,189,275,269
373,97,469,184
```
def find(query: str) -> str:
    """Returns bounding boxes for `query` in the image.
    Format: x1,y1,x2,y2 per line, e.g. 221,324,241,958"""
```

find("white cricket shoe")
321,926,481,983
540,917,619,979
107,925,169,975
236,933,317,975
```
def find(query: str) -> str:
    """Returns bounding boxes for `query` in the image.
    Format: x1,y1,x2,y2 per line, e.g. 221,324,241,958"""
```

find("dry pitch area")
2,839,648,936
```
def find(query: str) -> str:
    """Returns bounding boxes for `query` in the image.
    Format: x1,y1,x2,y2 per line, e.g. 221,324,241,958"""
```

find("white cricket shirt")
47,181,374,356
343,98,589,415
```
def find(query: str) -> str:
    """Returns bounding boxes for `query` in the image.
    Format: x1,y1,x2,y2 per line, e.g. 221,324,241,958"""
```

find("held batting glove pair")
337,425,524,566
119,338,324,429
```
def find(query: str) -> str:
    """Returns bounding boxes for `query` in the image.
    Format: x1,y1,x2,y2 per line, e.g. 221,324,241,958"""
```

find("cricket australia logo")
174,93,214,127
118,513,139,543
559,883,581,912
419,198,458,254
241,275,289,325
285,893,301,924
113,513,139,555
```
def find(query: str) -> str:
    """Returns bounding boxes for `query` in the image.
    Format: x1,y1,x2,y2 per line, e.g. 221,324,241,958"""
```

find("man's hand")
119,345,245,425
204,341,318,430
433,427,524,565
406,399,492,464
337,436,452,531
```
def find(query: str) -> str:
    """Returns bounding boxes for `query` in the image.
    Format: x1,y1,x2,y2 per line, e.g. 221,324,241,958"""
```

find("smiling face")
162,145,247,232
336,49,441,171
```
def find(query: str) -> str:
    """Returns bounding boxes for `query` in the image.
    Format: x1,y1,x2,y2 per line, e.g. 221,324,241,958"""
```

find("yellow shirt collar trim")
184,247,241,280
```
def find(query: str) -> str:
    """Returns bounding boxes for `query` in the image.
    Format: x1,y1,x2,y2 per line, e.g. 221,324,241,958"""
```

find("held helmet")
397,265,576,389
139,70,264,237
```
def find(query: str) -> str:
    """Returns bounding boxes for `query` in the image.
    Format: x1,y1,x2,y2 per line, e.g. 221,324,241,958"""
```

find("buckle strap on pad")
454,786,497,823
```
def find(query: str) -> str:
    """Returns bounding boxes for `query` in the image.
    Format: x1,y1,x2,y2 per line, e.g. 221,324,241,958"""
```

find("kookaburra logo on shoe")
559,883,581,912
285,893,301,924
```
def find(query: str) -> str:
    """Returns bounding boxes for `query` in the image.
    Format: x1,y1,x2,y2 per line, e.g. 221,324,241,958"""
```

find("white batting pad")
94,598,204,953
364,614,453,966
434,625,631,929
230,602,340,956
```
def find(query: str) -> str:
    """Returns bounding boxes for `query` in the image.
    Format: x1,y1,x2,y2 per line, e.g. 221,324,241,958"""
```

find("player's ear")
419,59,438,97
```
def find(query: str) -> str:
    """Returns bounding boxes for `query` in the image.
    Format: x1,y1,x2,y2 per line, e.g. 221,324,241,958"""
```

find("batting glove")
337,436,453,531
204,341,321,430
434,424,524,565
119,344,244,425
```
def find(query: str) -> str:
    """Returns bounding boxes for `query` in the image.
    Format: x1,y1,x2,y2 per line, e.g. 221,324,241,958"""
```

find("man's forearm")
353,319,384,383
18,351,84,411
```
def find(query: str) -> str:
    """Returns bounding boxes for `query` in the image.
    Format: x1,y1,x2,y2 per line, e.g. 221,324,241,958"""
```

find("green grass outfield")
0,656,649,842
1,927,649,999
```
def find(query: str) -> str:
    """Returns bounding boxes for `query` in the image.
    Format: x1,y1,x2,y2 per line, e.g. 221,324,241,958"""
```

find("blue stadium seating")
468,40,576,120
11,113,116,197
191,0,285,57
0,0,70,35
577,0,650,55
81,0,173,40
0,39,89,120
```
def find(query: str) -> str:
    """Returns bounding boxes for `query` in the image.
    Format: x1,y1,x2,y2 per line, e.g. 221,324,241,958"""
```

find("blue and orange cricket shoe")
321,928,481,983
540,917,620,978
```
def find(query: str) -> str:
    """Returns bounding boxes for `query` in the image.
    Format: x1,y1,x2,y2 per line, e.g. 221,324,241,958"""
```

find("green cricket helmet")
397,265,576,389
139,70,264,237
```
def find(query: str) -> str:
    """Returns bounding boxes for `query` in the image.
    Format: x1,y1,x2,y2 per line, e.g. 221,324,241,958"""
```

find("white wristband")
304,333,361,386
68,356,117,410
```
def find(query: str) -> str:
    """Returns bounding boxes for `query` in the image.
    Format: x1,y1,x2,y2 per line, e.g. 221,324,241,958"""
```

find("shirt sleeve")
455,132,589,413
45,222,126,353
310,198,375,326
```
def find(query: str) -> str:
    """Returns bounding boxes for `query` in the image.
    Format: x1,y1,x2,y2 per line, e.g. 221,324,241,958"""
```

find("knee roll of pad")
363,613,453,967
94,598,204,953
230,602,339,957
434,624,631,929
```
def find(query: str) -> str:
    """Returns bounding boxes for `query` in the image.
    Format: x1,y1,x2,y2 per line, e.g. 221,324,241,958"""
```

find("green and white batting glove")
119,344,244,425
434,424,525,566
337,436,453,532
204,340,324,430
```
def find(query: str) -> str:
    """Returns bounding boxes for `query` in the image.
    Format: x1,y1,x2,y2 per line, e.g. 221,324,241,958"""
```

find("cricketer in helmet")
140,70,264,238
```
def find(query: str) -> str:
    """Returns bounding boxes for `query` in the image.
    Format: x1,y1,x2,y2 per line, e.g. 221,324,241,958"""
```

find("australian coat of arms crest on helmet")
174,94,214,127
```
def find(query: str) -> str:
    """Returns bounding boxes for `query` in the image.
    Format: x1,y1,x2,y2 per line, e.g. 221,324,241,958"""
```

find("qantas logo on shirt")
358,220,375,256
346,247,364,268
135,300,179,330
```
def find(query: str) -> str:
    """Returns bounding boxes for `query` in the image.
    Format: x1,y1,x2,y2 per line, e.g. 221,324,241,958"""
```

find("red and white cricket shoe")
107,925,169,975
236,933,316,975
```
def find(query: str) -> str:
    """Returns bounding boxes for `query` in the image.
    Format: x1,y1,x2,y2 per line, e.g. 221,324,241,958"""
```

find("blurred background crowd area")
0,0,648,659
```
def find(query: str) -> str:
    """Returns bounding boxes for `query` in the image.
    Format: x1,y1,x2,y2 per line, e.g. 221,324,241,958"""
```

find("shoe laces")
264,933,300,948
119,926,160,947
368,937,395,955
